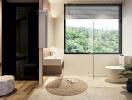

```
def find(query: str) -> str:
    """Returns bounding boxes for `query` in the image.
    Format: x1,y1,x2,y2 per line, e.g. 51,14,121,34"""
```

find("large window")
64,5,122,54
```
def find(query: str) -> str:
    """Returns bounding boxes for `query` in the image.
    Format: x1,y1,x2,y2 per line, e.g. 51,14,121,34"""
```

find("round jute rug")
46,78,88,96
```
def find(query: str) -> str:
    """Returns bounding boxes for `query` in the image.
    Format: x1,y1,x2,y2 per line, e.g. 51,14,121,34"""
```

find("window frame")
64,4,122,54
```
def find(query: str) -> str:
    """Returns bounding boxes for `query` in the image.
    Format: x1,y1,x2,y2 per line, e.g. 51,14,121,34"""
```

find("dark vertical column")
28,9,38,64
2,2,39,80
28,6,39,80
2,1,16,76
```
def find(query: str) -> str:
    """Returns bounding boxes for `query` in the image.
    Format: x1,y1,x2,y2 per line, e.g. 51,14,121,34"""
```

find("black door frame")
2,0,39,80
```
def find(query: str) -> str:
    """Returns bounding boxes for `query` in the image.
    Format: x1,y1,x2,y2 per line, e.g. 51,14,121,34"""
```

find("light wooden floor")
0,81,38,100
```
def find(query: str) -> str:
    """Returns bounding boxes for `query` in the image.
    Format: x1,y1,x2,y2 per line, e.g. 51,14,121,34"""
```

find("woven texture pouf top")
46,78,88,96
0,75,15,96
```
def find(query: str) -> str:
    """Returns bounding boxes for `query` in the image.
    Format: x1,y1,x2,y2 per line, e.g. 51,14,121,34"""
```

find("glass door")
16,5,39,80
65,5,94,77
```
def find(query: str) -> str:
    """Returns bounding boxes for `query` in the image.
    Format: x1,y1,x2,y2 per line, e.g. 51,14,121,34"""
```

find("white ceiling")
48,0,124,4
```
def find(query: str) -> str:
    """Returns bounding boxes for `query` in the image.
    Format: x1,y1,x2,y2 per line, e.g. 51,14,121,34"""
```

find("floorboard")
0,81,38,100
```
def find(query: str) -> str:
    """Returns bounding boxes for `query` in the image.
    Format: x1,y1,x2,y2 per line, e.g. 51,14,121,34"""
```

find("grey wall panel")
39,11,48,48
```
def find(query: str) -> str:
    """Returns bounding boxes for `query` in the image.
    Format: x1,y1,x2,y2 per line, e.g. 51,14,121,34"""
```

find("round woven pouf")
46,78,88,96
0,75,15,96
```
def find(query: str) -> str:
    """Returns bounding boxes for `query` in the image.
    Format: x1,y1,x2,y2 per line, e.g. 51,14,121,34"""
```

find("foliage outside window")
64,5,122,54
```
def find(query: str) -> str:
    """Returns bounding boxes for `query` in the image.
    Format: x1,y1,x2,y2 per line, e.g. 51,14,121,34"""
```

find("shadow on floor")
0,88,17,98
120,87,132,100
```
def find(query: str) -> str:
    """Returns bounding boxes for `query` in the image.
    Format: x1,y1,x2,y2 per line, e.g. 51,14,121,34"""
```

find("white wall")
47,13,55,47
54,8,64,50
53,4,119,77
64,54,119,76
122,0,132,56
